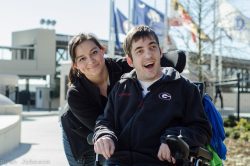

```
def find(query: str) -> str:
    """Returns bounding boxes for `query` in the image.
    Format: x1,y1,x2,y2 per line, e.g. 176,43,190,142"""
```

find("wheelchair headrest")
163,50,186,73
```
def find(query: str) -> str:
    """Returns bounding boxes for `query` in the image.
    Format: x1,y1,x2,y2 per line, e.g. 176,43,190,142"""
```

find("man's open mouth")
144,62,154,69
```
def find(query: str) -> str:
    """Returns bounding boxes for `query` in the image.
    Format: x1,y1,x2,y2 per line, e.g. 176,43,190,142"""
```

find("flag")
171,0,210,42
132,0,165,37
218,0,250,44
191,32,196,43
112,4,122,50
116,9,133,35
113,10,121,49
133,0,178,50
114,8,134,50
168,17,182,26
108,0,116,57
169,0,183,27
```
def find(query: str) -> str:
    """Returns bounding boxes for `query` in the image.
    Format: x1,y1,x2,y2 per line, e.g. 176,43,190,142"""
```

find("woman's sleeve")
113,56,133,73
67,87,100,131
93,84,118,144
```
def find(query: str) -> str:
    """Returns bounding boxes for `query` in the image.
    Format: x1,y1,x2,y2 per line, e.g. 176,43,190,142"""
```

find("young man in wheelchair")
93,25,212,166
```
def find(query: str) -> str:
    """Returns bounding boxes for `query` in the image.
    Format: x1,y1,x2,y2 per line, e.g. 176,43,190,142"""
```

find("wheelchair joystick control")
166,133,189,161
178,130,183,139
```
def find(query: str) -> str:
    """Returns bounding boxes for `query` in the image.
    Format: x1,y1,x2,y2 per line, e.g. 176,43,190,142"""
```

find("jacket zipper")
128,89,152,165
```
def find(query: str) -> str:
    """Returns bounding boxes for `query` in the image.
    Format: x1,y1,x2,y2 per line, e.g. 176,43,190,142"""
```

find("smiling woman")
61,33,133,165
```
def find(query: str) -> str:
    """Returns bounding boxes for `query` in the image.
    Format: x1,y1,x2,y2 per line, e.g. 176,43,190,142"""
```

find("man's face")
128,36,162,82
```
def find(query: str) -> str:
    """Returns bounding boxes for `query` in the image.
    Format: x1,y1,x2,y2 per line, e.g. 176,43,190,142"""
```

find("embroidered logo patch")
158,92,171,101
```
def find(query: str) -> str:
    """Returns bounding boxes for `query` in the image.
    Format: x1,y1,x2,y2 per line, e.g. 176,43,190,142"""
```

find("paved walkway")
0,111,68,166
0,108,249,166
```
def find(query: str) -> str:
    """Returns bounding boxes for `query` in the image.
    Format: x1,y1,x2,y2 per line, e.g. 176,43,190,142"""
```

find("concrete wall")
0,115,21,157
0,75,18,86
0,105,22,157
59,62,70,110
0,75,19,102
0,105,22,115
214,92,250,112
0,28,56,76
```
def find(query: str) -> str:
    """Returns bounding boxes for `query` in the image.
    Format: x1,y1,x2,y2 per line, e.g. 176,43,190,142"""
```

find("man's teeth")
144,63,154,67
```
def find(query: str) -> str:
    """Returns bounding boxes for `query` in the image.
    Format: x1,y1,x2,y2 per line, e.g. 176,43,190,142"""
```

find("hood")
121,67,181,82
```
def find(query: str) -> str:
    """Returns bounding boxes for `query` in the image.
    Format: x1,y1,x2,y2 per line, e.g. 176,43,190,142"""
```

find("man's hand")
157,143,176,164
94,136,115,159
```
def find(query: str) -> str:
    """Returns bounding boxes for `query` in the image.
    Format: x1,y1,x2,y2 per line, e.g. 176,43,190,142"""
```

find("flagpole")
163,0,169,53
218,0,222,82
211,0,217,81
219,29,222,82
128,0,131,31
186,0,190,72
109,0,115,57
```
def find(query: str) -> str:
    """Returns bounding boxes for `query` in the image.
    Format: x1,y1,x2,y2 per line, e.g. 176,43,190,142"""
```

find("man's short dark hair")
123,25,160,59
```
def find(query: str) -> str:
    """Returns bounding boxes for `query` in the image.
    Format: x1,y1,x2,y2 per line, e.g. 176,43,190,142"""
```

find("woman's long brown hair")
67,33,104,86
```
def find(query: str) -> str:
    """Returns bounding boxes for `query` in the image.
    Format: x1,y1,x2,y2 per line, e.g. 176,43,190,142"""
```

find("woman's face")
74,40,105,79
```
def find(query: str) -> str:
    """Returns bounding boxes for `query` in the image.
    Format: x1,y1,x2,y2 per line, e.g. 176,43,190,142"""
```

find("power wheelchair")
89,133,212,166
90,50,216,166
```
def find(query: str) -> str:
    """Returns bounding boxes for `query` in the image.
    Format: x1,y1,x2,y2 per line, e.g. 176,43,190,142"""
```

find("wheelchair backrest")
194,82,204,97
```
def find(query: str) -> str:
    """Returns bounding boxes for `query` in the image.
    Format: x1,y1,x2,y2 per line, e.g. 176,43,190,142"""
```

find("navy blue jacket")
94,67,212,165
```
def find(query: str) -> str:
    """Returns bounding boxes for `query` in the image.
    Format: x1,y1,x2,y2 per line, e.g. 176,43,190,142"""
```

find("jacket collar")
121,67,181,82
120,67,181,92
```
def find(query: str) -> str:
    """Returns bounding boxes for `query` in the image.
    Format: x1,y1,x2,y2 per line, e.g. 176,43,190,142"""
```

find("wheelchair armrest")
165,135,189,160
189,146,212,161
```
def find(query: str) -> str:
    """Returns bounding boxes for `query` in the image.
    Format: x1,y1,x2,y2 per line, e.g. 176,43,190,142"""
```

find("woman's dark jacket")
94,68,212,165
61,57,133,160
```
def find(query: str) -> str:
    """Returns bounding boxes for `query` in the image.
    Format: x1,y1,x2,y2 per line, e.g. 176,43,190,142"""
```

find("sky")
0,0,164,46
0,0,249,46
